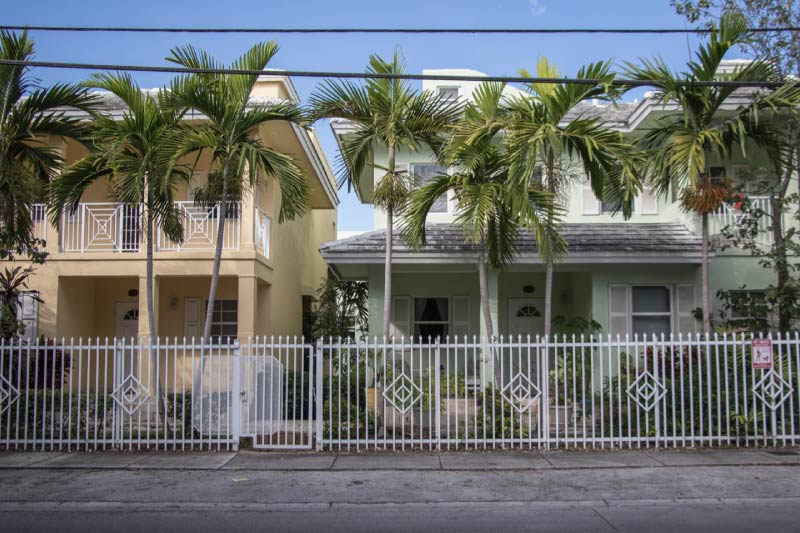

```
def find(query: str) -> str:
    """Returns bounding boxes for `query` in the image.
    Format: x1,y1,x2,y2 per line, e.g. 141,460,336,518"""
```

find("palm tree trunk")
701,212,711,335
543,163,555,338
146,199,156,342
478,247,494,339
383,206,393,338
203,170,229,342
382,143,396,339
146,195,170,434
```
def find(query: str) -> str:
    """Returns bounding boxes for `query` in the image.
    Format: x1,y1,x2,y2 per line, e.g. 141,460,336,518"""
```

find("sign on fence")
752,339,773,369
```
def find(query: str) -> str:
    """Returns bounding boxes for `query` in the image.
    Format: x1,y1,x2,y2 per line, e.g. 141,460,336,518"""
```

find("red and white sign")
752,339,773,369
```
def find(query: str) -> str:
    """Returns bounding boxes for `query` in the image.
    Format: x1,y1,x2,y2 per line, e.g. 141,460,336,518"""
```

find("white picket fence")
0,333,797,452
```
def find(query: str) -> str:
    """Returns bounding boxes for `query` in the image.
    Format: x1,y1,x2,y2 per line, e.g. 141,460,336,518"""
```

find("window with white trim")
437,87,459,101
727,290,767,322
412,163,448,212
206,299,238,343
413,297,449,340
631,286,672,336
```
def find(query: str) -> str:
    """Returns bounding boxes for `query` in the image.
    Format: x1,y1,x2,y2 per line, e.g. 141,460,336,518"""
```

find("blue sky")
6,0,735,231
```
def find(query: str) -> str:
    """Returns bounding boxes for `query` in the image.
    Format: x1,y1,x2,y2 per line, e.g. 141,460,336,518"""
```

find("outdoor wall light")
523,284,535,294
128,289,138,297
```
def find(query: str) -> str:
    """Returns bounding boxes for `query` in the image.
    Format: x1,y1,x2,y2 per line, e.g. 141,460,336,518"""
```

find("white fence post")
315,338,324,452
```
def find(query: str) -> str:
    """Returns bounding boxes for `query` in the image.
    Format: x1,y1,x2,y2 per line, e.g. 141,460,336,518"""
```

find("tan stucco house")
13,75,338,341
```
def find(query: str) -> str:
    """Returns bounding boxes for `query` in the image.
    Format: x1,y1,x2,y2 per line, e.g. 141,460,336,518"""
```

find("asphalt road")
2,451,799,532
2,500,800,532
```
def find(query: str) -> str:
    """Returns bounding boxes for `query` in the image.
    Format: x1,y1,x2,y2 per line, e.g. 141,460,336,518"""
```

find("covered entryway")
507,298,545,337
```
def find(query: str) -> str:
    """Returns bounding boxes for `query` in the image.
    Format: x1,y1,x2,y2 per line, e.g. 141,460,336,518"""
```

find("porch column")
367,266,385,339
240,188,256,250
137,275,159,341
237,275,258,340
479,271,499,387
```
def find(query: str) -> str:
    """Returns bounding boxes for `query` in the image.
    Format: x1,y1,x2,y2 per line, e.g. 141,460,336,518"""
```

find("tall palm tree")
505,58,640,337
308,51,462,337
403,82,564,340
0,30,97,257
49,72,188,342
624,12,800,334
165,42,310,342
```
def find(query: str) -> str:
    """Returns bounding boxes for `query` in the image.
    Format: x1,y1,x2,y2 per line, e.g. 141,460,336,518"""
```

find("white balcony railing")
30,204,47,242
59,201,242,253
709,195,773,245
157,201,241,252
60,203,142,253
255,208,270,259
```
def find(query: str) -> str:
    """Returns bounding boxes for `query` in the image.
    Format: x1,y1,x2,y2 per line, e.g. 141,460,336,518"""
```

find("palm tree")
0,30,97,258
308,51,462,338
165,42,310,342
49,72,188,342
624,12,800,334
403,82,564,340
505,58,640,337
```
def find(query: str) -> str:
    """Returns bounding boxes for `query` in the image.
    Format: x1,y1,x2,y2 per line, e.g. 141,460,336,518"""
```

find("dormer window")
438,87,459,101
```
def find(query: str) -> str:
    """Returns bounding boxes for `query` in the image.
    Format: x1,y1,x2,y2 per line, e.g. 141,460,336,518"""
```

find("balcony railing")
60,203,143,253
31,204,47,242
255,208,270,259
709,195,773,245
157,201,241,252
59,201,242,253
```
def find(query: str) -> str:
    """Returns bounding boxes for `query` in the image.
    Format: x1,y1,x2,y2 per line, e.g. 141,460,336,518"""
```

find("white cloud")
529,0,546,16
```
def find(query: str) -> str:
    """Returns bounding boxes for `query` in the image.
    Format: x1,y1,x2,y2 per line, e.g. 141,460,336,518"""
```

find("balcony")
57,201,253,254
709,195,773,246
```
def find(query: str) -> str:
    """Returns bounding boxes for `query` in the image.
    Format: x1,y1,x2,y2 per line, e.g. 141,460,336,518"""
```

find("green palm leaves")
0,30,97,255
623,12,800,332
164,41,310,340
309,51,462,337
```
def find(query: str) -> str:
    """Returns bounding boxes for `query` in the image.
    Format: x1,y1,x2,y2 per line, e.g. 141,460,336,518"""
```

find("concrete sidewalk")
1,447,798,471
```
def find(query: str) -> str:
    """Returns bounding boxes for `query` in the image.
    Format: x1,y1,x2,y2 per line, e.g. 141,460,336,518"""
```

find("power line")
0,59,790,88
2,25,800,35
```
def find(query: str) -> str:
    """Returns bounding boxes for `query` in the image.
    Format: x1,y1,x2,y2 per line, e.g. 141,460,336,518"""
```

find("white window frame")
412,296,450,341
206,299,238,342
630,285,674,336
411,163,449,213
726,289,768,321
437,86,459,101
581,178,601,215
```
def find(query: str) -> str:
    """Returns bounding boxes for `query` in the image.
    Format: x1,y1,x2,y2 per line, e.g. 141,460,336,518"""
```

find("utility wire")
0,59,791,88
2,25,800,34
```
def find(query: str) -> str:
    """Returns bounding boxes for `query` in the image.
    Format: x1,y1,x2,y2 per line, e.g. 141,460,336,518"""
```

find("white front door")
507,298,545,337
115,302,139,339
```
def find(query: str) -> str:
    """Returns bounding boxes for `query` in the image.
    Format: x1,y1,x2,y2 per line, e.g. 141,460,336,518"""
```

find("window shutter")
636,185,658,215
582,179,601,215
184,298,203,339
676,284,697,334
608,284,630,336
18,292,38,339
391,296,411,339
451,296,470,340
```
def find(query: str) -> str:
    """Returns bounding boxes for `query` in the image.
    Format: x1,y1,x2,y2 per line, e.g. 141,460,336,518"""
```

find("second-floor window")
437,87,459,101
412,163,448,212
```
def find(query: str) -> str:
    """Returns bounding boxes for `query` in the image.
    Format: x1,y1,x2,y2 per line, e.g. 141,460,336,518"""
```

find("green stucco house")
321,65,788,340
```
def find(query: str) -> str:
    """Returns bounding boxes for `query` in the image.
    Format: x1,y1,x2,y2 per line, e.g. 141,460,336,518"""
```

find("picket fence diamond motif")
754,369,794,411
627,370,667,412
0,373,20,414
112,374,150,415
501,372,541,413
383,373,422,414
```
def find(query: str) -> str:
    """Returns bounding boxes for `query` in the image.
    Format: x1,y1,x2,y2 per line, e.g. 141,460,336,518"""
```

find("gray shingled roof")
320,223,703,261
